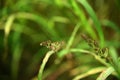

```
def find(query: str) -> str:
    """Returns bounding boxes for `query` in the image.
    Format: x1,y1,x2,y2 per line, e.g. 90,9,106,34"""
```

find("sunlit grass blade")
50,16,69,23
4,15,15,37
109,47,120,78
96,67,115,80
73,67,106,80
38,50,55,80
4,15,15,60
77,0,104,47
70,48,109,67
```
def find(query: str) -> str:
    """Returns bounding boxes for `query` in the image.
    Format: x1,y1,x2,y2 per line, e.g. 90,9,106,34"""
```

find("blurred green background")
0,0,120,80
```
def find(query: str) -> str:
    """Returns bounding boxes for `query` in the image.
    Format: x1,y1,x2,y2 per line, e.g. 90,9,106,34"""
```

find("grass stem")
70,48,110,67
38,50,55,80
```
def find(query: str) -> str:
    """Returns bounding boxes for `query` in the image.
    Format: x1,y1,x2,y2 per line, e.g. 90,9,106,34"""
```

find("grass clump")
0,0,120,80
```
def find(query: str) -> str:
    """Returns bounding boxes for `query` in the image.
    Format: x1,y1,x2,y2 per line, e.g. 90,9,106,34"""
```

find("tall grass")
0,0,120,80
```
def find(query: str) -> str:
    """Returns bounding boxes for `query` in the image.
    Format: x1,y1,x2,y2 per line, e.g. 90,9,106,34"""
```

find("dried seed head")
40,40,65,52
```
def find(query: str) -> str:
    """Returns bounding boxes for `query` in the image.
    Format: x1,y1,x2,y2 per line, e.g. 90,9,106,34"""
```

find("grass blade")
11,22,24,80
38,50,55,80
58,23,80,57
73,67,106,80
70,0,96,38
4,15,15,60
109,47,120,78
77,0,104,47
96,67,115,80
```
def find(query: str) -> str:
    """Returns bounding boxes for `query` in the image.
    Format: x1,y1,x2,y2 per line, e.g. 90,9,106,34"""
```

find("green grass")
0,0,120,80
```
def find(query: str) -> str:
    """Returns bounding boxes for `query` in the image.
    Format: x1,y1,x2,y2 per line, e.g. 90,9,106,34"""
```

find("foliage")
0,0,120,80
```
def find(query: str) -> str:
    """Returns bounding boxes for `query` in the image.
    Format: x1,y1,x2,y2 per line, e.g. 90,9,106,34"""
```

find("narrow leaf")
97,67,115,80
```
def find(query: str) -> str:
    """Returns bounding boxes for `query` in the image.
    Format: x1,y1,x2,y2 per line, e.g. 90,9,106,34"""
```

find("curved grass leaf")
109,47,120,78
73,67,106,80
70,0,97,39
11,22,24,80
77,0,104,47
96,67,115,80
38,51,55,80
58,23,80,57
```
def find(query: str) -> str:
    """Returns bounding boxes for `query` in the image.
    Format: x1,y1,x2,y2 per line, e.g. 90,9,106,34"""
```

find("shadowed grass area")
0,0,120,80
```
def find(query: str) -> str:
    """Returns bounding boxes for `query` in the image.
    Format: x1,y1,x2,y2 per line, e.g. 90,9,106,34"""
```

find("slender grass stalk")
109,47,120,78
58,23,80,57
11,44,23,80
70,48,110,67
38,50,55,80
73,67,106,80
71,0,97,39
4,15,15,60
77,0,104,47
66,23,80,50
96,67,115,80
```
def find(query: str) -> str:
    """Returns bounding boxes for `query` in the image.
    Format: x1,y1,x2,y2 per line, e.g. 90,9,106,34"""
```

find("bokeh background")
0,0,120,80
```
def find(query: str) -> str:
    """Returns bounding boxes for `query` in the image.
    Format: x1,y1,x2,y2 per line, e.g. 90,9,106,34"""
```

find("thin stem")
96,67,115,80
4,15,15,61
73,67,106,80
38,50,55,80
66,23,80,50
58,23,80,57
70,48,110,67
